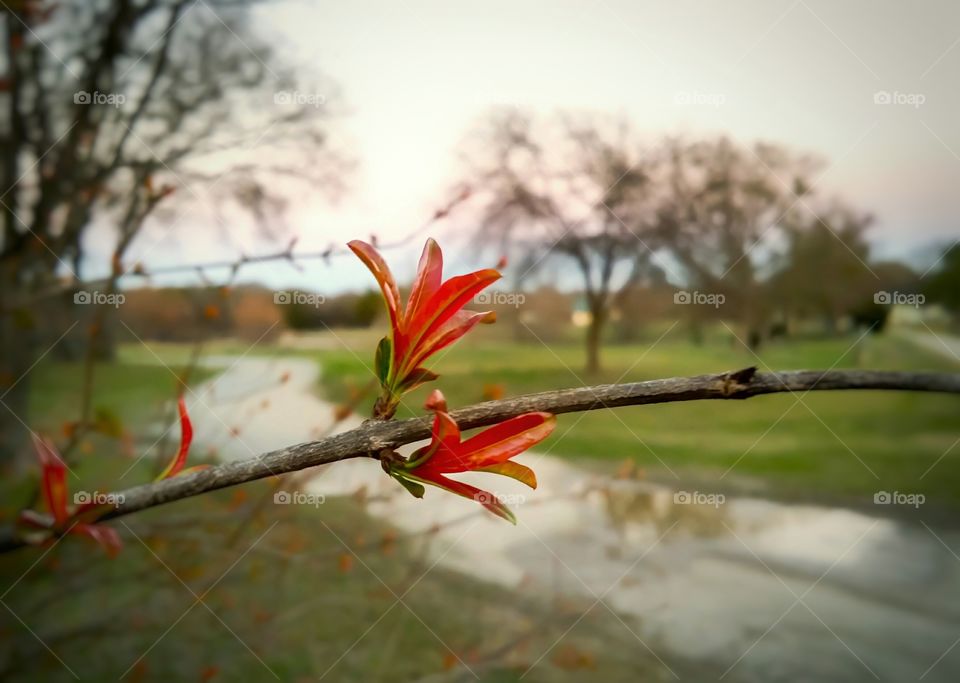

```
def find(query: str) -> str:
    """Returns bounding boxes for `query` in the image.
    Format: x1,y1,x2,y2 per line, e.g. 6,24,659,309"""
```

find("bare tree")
461,110,665,374
0,0,344,462
659,136,821,349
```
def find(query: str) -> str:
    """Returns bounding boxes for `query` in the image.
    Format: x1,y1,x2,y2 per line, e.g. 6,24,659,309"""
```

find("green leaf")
392,473,425,498
375,336,392,384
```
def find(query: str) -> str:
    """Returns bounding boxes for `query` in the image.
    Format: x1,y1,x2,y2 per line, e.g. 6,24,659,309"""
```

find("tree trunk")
585,306,607,375
689,316,705,346
0,353,32,471
0,276,36,470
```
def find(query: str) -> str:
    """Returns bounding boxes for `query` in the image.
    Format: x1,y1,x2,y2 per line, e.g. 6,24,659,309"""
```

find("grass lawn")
315,325,960,508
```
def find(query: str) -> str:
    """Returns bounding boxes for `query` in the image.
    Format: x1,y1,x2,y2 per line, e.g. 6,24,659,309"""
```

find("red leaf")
408,309,496,371
406,471,516,524
349,239,502,411
456,413,555,469
347,240,401,334
72,522,123,558
404,238,443,329
394,391,555,522
399,269,500,373
424,389,447,412
32,435,68,526
156,397,194,480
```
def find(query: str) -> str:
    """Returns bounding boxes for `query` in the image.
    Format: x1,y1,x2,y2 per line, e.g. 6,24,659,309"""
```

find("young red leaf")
400,269,500,372
32,434,69,525
403,471,517,524
20,437,123,557
454,412,555,470
405,238,443,326
349,238,501,419
388,391,555,523
347,240,401,333
74,522,123,558
156,396,196,480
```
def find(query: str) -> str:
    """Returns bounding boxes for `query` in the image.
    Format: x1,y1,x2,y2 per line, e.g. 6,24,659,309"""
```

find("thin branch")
1,367,958,553
0,187,471,311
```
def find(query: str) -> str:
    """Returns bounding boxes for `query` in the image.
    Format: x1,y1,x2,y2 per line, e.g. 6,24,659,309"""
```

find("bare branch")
1,367,958,553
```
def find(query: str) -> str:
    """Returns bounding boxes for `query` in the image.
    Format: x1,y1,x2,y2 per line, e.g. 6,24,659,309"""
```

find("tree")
658,136,821,349
771,203,876,333
461,111,664,374
0,0,342,462
925,242,960,324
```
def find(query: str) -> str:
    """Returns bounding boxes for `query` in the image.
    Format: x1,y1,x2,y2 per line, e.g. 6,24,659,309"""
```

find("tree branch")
2,367,958,553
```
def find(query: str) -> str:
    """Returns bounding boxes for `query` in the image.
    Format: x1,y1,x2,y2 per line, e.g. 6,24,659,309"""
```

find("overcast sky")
118,0,960,293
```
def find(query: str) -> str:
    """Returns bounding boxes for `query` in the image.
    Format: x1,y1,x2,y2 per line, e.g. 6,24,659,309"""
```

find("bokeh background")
2,1,960,681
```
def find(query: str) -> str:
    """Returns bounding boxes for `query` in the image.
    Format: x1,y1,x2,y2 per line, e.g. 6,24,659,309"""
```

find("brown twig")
1,367,958,553
1,186,471,312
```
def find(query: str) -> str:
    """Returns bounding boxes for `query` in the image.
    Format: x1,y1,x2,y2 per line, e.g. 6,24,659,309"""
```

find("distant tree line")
457,110,955,372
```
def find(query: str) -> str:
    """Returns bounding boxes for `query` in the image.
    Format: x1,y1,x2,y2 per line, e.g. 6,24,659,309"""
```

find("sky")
117,0,960,294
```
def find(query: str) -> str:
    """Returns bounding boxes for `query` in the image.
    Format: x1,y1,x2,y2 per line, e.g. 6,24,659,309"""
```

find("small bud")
424,389,447,413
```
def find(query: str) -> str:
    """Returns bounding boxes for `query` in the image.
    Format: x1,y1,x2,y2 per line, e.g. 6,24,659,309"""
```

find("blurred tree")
231,287,282,342
279,291,379,330
614,282,674,343
118,287,194,341
925,242,960,323
496,285,574,344
771,204,876,334
659,136,821,349
353,289,382,327
461,111,664,373
0,0,343,463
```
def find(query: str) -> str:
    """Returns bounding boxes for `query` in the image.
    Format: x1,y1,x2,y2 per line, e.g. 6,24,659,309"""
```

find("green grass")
316,326,960,507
